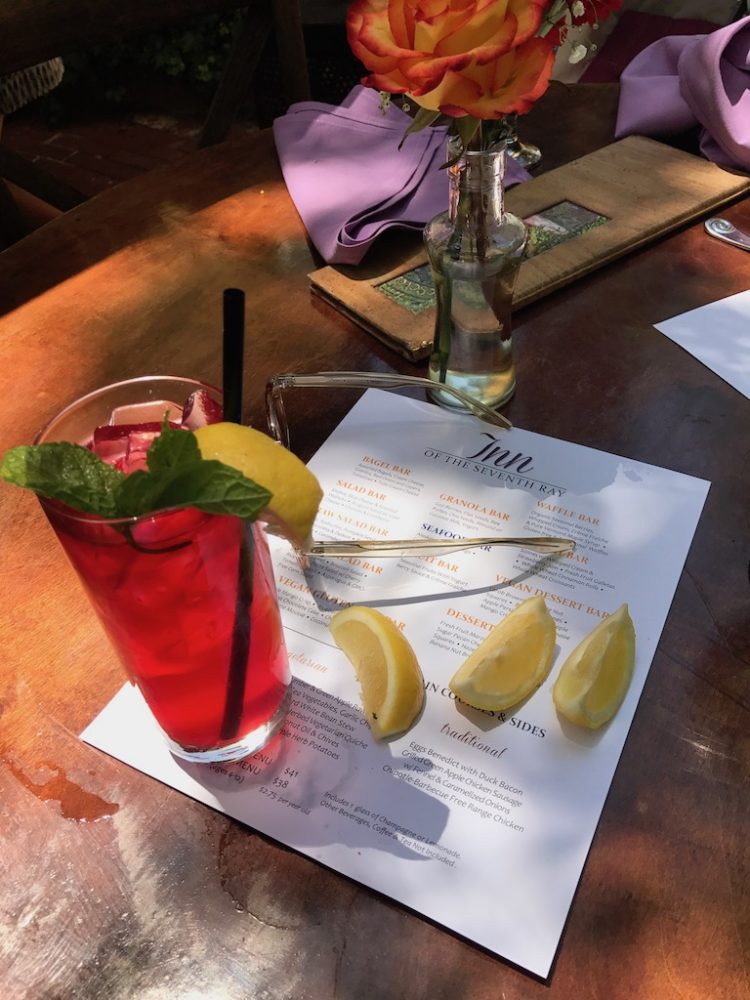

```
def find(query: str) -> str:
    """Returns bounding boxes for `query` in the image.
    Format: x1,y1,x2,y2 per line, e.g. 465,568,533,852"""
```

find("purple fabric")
273,86,531,265
616,15,750,173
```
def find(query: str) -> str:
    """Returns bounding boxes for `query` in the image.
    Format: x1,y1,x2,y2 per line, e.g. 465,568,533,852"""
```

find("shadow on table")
174,678,450,865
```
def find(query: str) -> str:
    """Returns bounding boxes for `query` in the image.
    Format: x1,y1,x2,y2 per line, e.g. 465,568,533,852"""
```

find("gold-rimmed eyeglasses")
262,371,574,558
264,371,511,451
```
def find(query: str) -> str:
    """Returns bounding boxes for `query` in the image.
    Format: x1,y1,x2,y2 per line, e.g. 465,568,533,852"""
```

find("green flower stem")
539,0,569,37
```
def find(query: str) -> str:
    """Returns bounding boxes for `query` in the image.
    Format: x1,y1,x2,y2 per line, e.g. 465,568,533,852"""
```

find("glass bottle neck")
448,146,507,225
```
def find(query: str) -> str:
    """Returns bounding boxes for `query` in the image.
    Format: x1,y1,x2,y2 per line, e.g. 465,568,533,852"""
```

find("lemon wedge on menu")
552,604,636,729
449,595,556,711
194,422,322,547
329,607,425,740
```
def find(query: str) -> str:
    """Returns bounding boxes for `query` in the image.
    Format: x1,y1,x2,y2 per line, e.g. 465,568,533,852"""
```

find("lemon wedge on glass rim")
552,604,636,729
194,422,323,547
329,606,425,740
449,595,556,711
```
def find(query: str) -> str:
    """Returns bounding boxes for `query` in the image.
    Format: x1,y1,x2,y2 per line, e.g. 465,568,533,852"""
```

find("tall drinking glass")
36,376,291,763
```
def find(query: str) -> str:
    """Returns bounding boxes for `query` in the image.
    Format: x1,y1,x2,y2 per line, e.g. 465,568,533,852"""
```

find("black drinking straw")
219,288,255,742
222,288,245,423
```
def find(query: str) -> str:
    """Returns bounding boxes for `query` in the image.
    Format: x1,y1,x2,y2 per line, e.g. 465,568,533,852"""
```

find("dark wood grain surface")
0,83,748,1000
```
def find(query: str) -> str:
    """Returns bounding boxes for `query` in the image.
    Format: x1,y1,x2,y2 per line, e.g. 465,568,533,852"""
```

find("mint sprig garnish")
1,442,126,517
114,459,271,518
146,419,201,472
0,422,272,522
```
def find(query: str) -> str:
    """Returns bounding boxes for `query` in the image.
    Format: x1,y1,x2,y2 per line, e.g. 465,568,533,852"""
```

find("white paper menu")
654,287,750,401
82,390,709,978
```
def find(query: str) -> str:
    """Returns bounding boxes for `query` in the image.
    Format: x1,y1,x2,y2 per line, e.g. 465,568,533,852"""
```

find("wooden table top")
0,84,748,1000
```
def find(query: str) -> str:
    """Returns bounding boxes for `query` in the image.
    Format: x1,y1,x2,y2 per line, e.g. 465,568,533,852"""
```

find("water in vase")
427,249,519,409
423,143,527,412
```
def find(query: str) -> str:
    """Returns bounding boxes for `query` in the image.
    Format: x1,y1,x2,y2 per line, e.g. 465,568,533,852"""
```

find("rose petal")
418,37,554,118
415,6,477,55
388,0,415,49
404,51,474,93
507,0,549,44
357,8,422,59
433,3,514,57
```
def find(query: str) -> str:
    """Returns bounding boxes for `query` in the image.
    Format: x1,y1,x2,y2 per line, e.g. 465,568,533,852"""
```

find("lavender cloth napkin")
615,15,750,172
273,86,531,266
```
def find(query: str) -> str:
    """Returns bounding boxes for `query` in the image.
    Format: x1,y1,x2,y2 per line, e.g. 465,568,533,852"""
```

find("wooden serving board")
308,135,750,361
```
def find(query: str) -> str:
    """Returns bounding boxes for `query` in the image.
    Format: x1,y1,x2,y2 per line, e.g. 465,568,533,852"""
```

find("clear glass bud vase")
424,140,527,411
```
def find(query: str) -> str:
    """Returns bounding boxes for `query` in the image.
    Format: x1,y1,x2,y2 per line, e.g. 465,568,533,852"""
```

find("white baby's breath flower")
571,0,585,16
378,91,392,115
569,43,588,64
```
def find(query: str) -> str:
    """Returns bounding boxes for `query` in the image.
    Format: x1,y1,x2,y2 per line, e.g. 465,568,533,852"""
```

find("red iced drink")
35,377,291,761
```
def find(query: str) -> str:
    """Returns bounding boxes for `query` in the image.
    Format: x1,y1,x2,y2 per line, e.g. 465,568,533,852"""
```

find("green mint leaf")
147,419,200,472
114,459,272,520
0,443,124,517
2,430,274,523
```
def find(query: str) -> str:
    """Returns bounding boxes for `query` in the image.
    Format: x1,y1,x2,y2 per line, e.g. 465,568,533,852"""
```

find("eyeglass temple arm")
265,372,512,446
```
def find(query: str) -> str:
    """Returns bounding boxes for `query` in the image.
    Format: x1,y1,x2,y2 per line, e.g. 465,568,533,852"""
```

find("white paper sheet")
654,288,750,400
82,390,709,978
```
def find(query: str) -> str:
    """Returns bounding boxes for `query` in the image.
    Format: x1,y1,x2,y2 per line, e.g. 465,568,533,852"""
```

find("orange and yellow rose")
346,0,555,119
